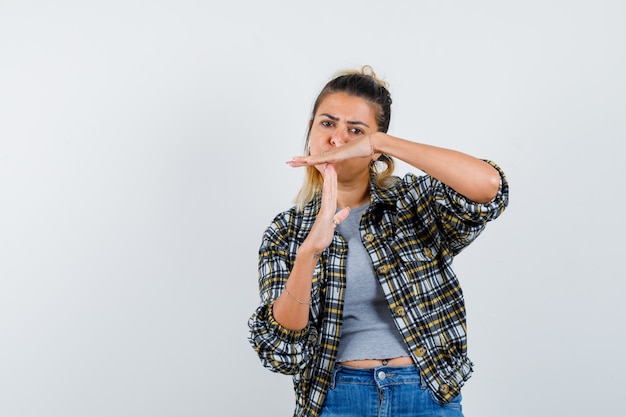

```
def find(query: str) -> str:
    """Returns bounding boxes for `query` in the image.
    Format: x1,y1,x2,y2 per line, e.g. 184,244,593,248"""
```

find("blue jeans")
319,364,463,417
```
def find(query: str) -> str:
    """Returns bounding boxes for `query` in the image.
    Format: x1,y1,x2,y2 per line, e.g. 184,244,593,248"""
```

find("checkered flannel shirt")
248,161,509,417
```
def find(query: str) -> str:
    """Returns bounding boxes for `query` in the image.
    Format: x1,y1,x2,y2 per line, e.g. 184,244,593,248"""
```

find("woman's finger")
287,154,332,167
320,164,337,218
332,207,351,225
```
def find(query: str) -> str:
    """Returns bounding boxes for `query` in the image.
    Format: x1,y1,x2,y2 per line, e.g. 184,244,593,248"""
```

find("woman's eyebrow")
319,113,370,128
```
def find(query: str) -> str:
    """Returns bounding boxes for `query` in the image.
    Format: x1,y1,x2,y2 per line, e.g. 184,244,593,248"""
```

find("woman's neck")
336,180,370,209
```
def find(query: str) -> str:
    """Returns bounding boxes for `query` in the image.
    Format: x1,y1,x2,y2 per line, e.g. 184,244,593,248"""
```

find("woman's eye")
350,128,364,135
321,120,334,127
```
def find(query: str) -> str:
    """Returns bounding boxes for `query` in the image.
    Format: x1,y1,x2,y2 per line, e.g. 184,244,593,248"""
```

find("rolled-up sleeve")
247,214,318,375
406,160,509,256
248,302,317,375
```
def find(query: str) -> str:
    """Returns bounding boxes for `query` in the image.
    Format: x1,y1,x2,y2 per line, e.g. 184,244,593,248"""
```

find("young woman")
248,66,509,417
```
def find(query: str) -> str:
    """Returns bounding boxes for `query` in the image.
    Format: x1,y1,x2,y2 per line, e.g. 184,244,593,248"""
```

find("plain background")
1,1,625,416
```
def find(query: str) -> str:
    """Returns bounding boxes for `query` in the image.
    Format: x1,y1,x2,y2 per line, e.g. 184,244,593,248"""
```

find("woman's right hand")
299,164,351,257
274,164,352,330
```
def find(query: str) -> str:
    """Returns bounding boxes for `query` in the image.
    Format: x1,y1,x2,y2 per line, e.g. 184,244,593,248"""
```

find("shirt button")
423,247,433,257
394,306,406,317
377,371,386,380
363,233,374,242
415,346,427,357
439,384,450,395
377,265,389,274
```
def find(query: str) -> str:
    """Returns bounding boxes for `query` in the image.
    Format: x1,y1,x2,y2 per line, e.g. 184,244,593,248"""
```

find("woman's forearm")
271,246,319,331
372,133,501,203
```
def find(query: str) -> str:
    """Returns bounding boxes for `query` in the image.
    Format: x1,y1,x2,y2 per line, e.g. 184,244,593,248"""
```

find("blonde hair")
294,66,396,211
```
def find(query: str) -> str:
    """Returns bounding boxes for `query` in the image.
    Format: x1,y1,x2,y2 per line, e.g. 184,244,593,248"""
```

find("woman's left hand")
287,134,378,167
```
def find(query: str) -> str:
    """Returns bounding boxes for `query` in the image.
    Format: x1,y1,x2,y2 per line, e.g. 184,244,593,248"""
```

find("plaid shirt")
248,161,509,417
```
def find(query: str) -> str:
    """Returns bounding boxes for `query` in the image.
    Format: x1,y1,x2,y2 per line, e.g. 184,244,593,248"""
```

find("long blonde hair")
294,66,396,211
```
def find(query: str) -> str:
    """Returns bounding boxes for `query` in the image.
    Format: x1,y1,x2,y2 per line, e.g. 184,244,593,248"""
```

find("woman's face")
308,92,378,179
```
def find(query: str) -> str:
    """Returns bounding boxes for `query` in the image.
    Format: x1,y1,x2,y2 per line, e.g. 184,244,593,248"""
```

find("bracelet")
284,288,311,305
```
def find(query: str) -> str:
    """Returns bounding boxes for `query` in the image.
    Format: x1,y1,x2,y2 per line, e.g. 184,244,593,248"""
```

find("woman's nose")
330,128,348,146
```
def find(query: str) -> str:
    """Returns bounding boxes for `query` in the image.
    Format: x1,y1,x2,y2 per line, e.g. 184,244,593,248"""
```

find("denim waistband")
329,364,425,389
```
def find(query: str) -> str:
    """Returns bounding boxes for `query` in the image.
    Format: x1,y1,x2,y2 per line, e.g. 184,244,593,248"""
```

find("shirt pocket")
391,239,445,311
391,232,438,270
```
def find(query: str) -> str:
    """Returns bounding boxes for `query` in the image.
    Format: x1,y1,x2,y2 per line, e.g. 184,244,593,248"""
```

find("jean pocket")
427,389,463,410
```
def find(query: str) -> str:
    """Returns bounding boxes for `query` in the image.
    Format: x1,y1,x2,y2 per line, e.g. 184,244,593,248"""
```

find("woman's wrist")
369,132,387,155
296,245,322,262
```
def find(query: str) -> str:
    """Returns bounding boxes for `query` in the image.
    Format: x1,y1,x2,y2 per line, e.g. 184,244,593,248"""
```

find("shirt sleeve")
406,160,509,256
247,214,318,375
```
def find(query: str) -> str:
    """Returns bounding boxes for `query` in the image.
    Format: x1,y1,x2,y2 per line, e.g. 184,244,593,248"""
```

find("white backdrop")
1,1,625,416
